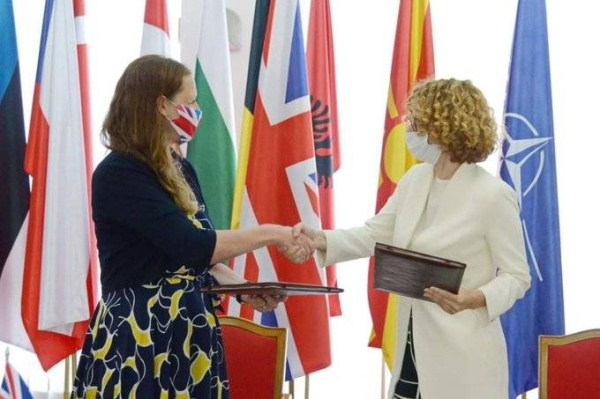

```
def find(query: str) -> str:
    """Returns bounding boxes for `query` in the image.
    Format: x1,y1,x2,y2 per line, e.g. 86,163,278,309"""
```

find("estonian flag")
0,0,32,352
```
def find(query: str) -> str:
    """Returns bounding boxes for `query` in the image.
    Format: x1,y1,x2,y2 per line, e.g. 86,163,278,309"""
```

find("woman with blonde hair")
292,79,531,398
71,55,310,398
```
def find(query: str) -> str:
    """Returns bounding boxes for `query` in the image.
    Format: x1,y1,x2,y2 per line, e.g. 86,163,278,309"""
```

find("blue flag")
499,0,565,397
0,0,31,349
0,0,29,277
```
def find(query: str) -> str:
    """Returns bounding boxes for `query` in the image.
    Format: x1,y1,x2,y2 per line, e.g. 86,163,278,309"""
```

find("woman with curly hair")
291,79,531,398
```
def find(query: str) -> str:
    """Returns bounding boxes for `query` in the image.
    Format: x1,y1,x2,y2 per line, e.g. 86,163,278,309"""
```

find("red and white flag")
141,0,170,56
306,0,342,316
367,0,434,368
229,0,331,378
21,0,98,371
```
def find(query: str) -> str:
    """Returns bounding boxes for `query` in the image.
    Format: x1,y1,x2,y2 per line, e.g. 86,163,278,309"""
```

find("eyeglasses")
166,98,200,109
403,115,416,131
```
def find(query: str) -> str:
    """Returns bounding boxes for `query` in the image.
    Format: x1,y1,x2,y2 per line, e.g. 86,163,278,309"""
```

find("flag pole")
305,374,310,399
63,355,71,399
71,353,77,382
380,355,386,399
63,353,77,398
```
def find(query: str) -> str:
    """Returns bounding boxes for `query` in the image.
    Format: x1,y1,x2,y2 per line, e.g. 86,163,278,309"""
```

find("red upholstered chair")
218,316,289,399
539,329,600,399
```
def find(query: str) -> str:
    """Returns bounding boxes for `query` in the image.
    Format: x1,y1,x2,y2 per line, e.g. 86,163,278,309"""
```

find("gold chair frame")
218,315,288,399
539,328,600,399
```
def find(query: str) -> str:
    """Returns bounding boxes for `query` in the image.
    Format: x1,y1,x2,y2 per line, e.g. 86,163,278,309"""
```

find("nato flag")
499,0,565,397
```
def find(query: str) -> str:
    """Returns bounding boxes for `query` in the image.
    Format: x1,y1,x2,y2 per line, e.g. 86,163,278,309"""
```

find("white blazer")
322,162,531,399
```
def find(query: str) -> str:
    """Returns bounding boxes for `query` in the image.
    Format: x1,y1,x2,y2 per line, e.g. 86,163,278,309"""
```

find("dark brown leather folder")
374,243,466,301
202,282,343,297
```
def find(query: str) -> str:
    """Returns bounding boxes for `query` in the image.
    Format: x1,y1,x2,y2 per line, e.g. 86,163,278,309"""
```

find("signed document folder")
202,282,344,297
374,243,466,301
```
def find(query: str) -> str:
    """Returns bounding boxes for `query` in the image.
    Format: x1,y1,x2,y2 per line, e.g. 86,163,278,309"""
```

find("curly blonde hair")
406,78,497,163
101,55,198,214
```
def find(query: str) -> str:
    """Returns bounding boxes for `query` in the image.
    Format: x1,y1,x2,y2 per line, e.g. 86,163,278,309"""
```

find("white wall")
2,0,600,397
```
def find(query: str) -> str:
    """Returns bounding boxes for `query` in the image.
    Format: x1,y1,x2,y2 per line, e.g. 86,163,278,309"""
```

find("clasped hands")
233,223,322,313
275,223,325,264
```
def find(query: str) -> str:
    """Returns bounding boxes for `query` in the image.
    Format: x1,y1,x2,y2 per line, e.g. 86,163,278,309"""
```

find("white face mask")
405,131,442,165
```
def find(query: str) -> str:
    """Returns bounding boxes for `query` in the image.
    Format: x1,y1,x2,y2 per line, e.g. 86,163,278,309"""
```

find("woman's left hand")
272,225,315,264
423,287,486,315
241,294,287,313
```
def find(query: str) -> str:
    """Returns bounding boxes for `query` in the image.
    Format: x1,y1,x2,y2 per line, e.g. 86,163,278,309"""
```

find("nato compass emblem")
501,112,553,282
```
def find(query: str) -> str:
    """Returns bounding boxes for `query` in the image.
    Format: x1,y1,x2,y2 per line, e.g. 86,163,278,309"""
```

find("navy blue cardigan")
92,151,217,295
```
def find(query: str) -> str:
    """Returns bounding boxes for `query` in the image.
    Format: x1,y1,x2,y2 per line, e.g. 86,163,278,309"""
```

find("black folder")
374,243,466,301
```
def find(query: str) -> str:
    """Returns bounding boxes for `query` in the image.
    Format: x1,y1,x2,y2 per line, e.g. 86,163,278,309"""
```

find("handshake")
274,222,327,264
230,222,328,313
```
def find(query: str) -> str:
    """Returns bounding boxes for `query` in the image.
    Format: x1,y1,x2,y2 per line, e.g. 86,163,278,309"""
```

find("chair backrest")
218,315,287,399
539,329,600,399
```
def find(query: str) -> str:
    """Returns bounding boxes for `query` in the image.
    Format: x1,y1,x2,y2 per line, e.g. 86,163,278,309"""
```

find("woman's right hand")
275,223,327,264
271,225,315,264
291,223,327,251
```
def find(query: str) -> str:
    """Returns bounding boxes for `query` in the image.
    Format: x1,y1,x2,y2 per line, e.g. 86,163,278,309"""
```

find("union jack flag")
0,361,33,399
228,0,331,379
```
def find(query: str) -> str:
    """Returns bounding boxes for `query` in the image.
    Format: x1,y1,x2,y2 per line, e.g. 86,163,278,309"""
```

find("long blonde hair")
101,55,198,214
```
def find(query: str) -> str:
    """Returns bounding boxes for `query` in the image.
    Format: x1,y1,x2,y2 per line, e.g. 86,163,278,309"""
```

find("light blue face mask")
405,130,442,165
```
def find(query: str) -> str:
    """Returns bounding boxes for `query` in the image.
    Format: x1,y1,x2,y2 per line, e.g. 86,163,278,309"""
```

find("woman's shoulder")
471,164,513,188
95,151,150,175
471,164,519,204
402,162,433,179
400,163,433,184
93,151,154,186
